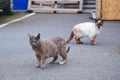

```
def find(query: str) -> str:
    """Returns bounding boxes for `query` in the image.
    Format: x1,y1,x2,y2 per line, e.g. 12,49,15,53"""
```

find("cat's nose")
31,42,37,46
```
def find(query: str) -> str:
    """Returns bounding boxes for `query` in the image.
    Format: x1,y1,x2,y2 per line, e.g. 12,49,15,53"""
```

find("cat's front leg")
40,57,47,69
89,35,96,45
35,55,41,68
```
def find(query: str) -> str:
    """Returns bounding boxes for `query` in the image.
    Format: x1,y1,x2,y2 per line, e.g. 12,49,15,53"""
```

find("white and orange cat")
67,19,103,45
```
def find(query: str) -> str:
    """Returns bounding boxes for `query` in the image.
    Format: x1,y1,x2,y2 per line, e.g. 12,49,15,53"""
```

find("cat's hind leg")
75,37,84,44
59,48,67,65
49,56,58,64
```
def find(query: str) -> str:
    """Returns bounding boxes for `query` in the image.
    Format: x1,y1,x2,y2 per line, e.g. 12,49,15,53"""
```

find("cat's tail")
67,47,70,53
67,31,74,43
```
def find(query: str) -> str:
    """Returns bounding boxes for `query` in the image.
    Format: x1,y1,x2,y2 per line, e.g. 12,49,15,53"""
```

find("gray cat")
29,33,70,68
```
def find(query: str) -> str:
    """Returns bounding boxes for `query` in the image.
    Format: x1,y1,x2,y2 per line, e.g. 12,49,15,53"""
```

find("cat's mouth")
31,43,40,48
96,23,103,29
98,25,102,29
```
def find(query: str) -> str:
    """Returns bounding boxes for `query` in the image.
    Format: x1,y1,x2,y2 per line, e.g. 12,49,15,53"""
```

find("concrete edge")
0,13,35,28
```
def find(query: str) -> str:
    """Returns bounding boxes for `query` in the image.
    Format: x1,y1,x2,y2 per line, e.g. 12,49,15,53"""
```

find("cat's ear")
28,33,31,38
36,33,40,40
95,19,98,23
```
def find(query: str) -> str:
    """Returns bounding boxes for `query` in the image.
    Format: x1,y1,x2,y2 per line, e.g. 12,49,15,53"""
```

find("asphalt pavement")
0,13,120,80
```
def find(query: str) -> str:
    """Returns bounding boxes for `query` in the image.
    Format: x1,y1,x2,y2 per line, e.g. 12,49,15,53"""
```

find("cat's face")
95,19,103,29
29,33,41,48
